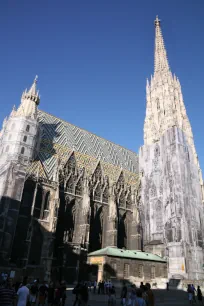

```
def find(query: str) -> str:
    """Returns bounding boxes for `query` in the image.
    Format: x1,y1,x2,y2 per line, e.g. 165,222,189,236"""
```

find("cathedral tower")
0,77,40,264
139,17,204,280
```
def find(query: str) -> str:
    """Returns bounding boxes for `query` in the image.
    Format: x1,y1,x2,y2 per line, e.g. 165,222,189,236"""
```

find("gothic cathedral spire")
140,17,204,280
154,16,170,75
144,17,202,180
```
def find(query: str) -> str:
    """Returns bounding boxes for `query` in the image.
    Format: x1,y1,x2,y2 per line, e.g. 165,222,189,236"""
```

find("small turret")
16,76,40,119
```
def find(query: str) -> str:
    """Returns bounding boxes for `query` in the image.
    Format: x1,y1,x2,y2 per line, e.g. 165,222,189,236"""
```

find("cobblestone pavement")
65,288,191,306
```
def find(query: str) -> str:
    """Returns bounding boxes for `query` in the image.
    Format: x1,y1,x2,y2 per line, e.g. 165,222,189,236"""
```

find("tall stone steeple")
144,16,202,181
140,17,204,280
154,16,170,75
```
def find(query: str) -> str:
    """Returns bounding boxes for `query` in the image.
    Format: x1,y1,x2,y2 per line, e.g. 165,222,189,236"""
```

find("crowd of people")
0,277,67,306
72,280,154,306
0,275,203,306
119,282,154,306
187,284,203,304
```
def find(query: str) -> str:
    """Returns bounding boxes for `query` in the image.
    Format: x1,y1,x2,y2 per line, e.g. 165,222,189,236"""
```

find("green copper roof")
88,247,166,263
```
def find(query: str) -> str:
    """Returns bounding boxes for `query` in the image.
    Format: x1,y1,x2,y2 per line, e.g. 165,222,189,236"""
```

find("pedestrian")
60,281,66,306
54,281,61,306
188,284,193,305
78,284,89,306
38,281,48,306
29,280,38,305
121,282,128,306
197,286,203,304
166,282,169,291
0,277,16,306
105,281,109,295
135,289,146,306
140,282,145,292
108,287,116,306
72,283,81,306
93,280,97,294
47,282,55,306
145,283,154,306
127,286,132,306
98,281,102,295
191,284,196,304
130,285,137,306
17,277,30,306
101,281,105,294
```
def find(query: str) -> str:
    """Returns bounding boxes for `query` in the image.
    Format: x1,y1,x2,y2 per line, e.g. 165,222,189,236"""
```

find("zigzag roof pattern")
28,110,139,183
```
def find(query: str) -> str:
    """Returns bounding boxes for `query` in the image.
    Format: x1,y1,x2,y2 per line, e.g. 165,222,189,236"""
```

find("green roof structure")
88,247,166,263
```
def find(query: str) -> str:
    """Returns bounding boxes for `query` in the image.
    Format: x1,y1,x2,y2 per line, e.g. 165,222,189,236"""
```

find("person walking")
197,286,203,304
17,277,30,306
108,287,116,306
0,278,16,306
135,289,146,306
145,283,154,306
121,282,128,306
130,285,137,306
60,281,66,306
47,282,55,306
38,281,48,306
29,280,38,305
93,280,97,294
78,284,89,306
188,284,193,305
72,283,81,306
191,284,196,304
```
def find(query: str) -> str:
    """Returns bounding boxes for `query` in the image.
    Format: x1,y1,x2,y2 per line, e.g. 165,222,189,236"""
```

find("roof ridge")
38,109,138,156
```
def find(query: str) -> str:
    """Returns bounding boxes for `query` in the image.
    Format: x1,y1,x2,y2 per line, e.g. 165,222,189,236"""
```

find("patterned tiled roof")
28,110,139,186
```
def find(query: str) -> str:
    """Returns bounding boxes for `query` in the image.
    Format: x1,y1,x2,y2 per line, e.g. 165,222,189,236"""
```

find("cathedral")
0,17,203,282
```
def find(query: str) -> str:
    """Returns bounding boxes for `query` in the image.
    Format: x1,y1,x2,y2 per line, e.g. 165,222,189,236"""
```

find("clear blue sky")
0,1,204,171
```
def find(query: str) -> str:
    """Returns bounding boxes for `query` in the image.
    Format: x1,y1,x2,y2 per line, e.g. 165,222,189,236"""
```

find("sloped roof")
88,247,166,263
27,110,139,183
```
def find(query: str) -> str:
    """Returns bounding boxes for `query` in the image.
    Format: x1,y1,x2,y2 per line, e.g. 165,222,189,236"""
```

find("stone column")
130,204,142,250
104,183,117,247
73,177,90,247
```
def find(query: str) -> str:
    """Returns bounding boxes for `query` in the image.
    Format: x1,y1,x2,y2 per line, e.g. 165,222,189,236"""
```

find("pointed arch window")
75,179,83,196
102,185,109,203
34,186,43,219
26,125,30,132
156,98,160,110
94,183,102,202
5,145,9,153
21,147,25,155
66,176,74,193
11,123,15,130
42,191,50,220
23,135,27,142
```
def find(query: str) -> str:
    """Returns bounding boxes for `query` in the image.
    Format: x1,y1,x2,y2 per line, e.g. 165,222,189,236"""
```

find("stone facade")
139,17,204,280
0,78,141,282
0,17,203,282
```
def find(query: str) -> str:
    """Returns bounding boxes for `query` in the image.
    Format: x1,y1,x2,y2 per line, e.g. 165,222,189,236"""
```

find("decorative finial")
34,75,38,83
154,15,160,27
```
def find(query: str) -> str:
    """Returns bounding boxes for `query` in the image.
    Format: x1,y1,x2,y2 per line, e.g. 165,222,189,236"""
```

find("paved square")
65,288,189,306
